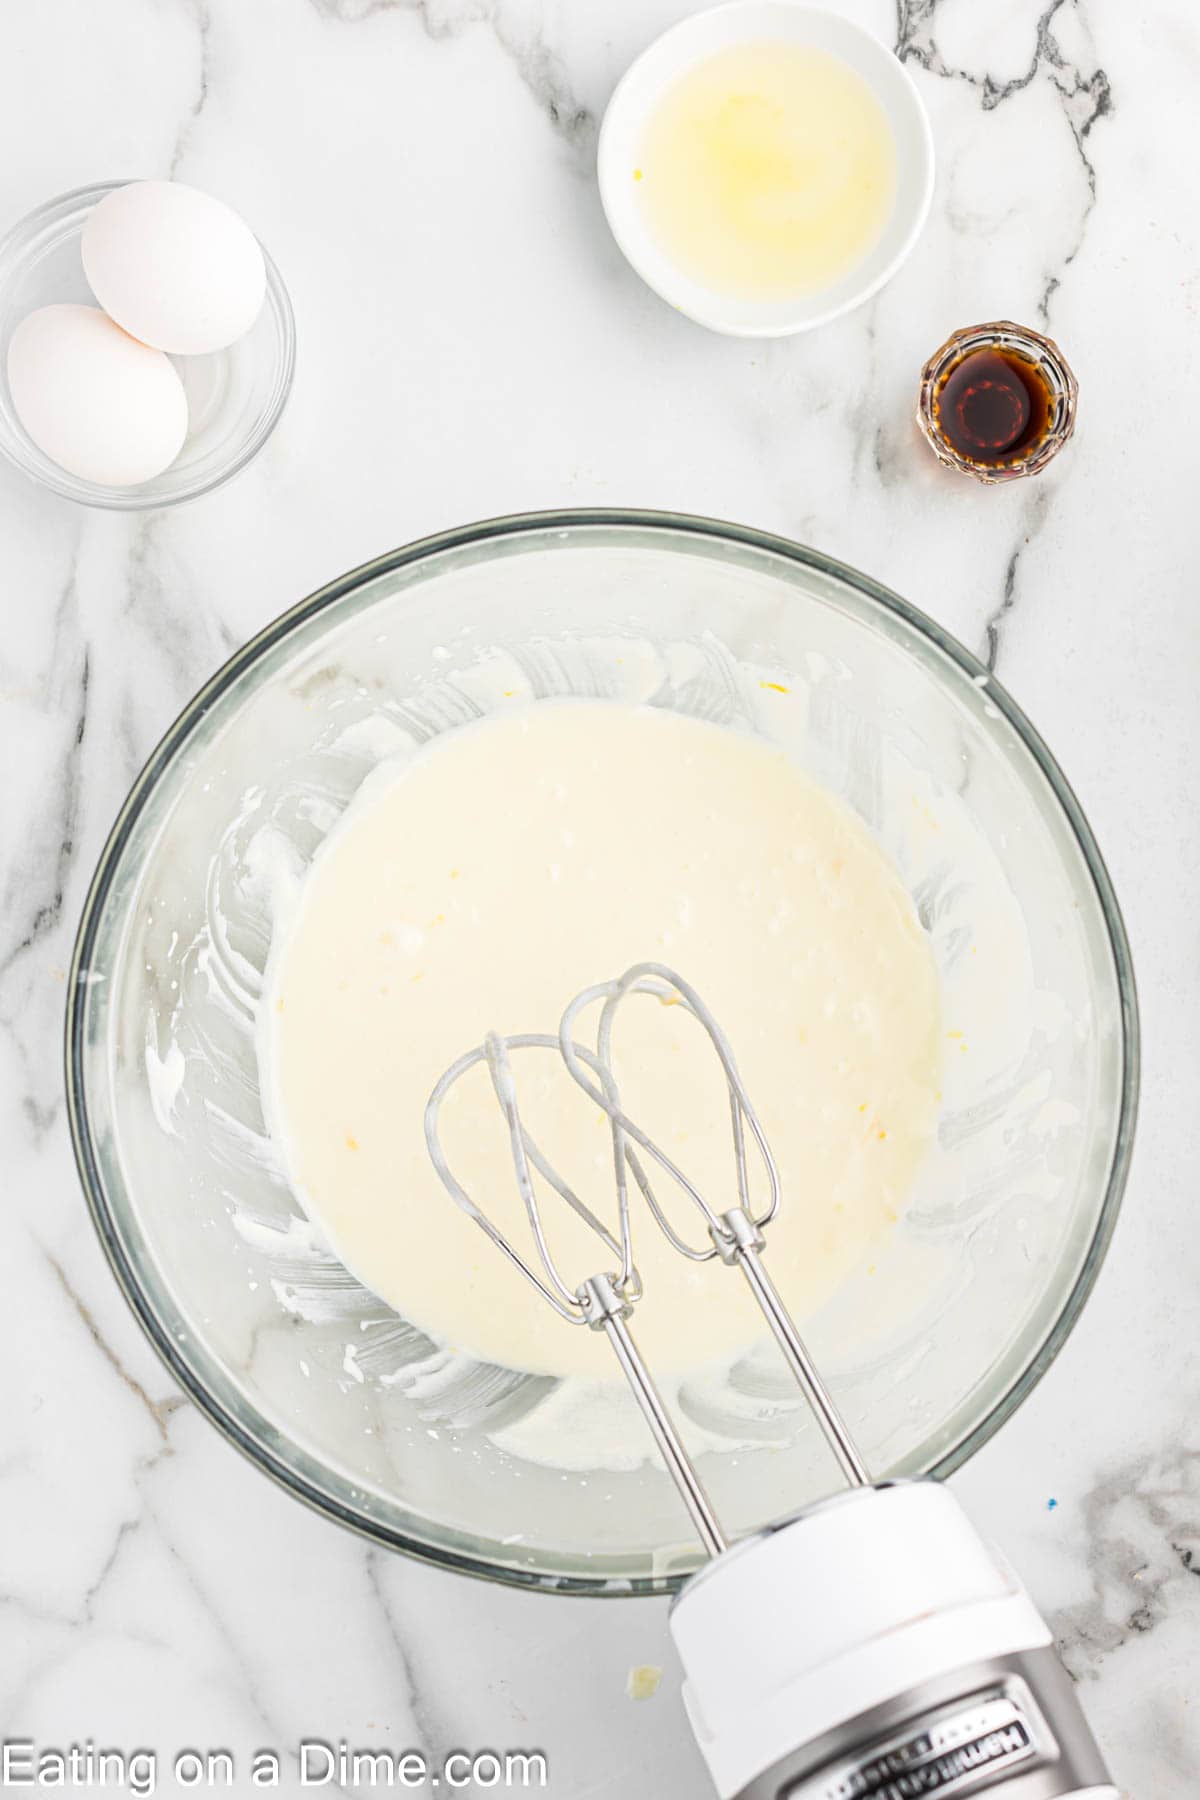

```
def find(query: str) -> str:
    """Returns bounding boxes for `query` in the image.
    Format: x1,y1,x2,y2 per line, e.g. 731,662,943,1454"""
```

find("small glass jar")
917,320,1077,483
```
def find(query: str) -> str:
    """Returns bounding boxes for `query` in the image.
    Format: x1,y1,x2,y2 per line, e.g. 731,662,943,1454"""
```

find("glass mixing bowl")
67,511,1137,1595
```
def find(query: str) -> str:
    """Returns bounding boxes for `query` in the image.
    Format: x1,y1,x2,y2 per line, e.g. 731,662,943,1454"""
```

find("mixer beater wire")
424,963,869,1556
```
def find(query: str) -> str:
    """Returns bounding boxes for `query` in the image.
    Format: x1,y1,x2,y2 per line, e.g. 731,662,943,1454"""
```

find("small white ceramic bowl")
598,1,935,337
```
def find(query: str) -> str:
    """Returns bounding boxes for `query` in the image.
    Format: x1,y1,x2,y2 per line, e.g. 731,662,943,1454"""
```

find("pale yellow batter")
263,701,941,1379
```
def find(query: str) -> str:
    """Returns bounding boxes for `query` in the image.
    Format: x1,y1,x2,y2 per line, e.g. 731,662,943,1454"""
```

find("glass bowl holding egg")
67,511,1137,1593
0,179,293,508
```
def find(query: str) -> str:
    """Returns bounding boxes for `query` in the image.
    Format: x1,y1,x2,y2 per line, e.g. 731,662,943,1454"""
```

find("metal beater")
425,964,1117,1800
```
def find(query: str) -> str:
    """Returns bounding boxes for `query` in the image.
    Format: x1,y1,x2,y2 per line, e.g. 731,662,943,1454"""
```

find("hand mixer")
426,964,1117,1800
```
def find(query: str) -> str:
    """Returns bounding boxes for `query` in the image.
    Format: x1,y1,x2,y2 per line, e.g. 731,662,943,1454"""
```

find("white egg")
7,304,188,487
82,180,266,355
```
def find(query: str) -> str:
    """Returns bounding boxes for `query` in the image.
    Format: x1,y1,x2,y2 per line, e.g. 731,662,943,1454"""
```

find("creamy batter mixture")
263,701,941,1380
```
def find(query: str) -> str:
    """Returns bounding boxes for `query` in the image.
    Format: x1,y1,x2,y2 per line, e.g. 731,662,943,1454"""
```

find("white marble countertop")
2,1,1197,1795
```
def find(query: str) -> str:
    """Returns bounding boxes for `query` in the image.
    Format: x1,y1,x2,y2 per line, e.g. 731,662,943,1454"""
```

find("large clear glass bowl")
66,511,1138,1595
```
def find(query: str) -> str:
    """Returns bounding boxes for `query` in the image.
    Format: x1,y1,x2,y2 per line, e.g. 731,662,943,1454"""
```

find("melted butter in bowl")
636,42,897,302
262,700,943,1383
598,2,934,335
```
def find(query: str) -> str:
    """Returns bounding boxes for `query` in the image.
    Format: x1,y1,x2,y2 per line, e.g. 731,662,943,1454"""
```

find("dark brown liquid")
934,347,1053,467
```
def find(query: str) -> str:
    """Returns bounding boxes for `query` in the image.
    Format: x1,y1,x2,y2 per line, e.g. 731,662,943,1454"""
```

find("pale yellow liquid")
264,703,942,1381
636,42,897,300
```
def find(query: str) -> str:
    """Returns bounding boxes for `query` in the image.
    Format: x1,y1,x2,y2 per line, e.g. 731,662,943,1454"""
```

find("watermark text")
0,1740,549,1793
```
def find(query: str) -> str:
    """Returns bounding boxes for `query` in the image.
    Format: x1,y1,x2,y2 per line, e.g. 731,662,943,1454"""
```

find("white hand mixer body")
425,965,1117,1800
